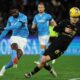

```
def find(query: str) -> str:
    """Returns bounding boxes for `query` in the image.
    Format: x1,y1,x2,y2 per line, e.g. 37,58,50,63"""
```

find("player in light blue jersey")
24,3,57,78
0,6,29,76
32,3,57,64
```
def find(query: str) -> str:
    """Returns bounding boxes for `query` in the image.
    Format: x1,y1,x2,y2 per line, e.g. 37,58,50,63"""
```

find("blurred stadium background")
0,0,80,80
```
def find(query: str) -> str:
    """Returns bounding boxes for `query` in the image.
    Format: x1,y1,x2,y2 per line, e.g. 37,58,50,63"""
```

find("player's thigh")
10,36,19,45
40,55,51,64
18,37,27,52
10,36,27,52
43,43,64,60
39,35,50,49
10,36,19,49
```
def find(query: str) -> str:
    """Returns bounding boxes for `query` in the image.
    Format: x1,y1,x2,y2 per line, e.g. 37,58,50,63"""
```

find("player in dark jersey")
24,7,80,78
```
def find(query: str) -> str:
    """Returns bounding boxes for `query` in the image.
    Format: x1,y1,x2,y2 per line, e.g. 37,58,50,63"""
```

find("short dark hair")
10,5,19,10
38,2,45,7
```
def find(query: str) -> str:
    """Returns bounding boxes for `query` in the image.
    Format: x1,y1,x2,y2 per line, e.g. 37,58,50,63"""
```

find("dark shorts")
49,37,57,43
43,35,72,60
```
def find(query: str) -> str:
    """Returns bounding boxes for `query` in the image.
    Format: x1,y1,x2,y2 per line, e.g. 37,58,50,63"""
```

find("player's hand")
65,28,72,33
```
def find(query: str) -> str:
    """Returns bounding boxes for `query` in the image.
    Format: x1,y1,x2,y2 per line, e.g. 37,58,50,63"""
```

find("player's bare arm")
32,24,36,29
50,19,57,27
65,27,73,33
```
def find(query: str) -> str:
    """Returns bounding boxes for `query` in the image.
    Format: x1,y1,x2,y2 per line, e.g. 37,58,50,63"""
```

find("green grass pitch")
0,55,80,80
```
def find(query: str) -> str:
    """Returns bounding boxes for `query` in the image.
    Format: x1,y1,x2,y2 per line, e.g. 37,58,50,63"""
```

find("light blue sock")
0,54,1,56
11,50,17,61
39,49,45,61
0,52,2,56
5,60,13,69
5,50,17,70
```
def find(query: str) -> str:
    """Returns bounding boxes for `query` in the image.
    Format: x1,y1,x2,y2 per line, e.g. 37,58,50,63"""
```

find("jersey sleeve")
5,22,22,30
53,20,65,33
0,30,9,41
32,16,37,25
20,15,28,27
0,18,10,40
47,14,53,21
5,20,22,30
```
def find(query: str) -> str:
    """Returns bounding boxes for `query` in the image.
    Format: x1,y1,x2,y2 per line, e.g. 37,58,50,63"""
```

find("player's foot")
0,66,6,77
24,72,32,78
0,72,3,76
52,60,56,64
13,64,18,69
34,61,40,65
50,68,57,77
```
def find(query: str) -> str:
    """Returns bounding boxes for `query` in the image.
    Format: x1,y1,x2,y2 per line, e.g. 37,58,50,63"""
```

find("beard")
13,13,19,18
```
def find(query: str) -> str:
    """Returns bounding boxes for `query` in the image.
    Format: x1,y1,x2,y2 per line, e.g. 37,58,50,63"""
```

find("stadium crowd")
0,0,80,35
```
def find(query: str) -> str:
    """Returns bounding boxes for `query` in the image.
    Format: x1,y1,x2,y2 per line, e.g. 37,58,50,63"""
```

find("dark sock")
44,64,57,77
44,64,52,73
31,66,41,75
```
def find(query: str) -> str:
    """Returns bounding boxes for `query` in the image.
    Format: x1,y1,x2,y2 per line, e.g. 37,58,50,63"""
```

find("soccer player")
0,6,29,76
25,7,80,78
32,3,57,64
49,25,58,64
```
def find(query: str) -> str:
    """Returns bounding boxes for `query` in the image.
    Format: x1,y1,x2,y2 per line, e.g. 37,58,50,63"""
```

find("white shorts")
39,35,50,46
10,36,27,52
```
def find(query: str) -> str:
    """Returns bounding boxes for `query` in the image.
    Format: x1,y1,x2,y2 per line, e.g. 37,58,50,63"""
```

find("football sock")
5,60,13,69
44,64,52,73
39,49,45,61
11,50,17,61
44,64,57,77
5,50,17,69
31,66,41,75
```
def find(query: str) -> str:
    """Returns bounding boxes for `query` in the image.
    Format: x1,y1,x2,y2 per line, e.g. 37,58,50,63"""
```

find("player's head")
38,3,45,13
10,6,19,18
69,7,80,24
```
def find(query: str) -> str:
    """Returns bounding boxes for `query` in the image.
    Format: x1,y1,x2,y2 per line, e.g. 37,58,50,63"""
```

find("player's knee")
11,43,18,50
40,45,46,49
17,49,23,54
41,56,47,64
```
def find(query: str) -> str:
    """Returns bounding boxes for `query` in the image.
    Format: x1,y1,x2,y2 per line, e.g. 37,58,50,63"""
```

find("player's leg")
39,44,46,62
25,43,59,78
25,42,65,78
43,44,60,77
25,55,51,78
16,37,27,60
0,36,26,76
0,43,18,76
13,48,23,68
0,60,13,76
12,36,27,68
44,63,57,77
17,49,23,59
34,35,49,64
25,49,63,78
49,37,57,64
40,35,50,60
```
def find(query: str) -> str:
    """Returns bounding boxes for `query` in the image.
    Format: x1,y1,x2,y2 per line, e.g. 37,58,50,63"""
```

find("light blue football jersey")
33,12,52,36
0,12,29,40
